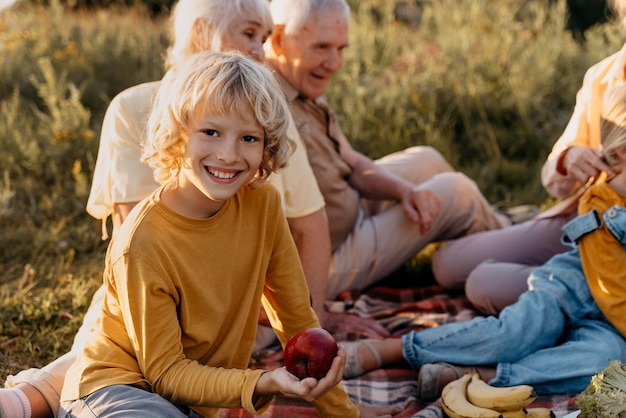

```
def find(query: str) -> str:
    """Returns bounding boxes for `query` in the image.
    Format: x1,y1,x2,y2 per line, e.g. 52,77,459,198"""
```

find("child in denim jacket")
341,83,626,400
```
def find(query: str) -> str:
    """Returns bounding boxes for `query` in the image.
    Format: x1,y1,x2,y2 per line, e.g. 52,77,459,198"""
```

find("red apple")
284,327,338,380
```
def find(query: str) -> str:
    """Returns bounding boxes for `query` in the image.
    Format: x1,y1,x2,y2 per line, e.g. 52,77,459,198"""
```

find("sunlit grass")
1,0,624,382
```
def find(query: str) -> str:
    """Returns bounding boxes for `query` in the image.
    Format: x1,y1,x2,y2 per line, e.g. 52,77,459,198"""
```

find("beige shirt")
276,76,361,252
87,81,325,238
64,184,358,417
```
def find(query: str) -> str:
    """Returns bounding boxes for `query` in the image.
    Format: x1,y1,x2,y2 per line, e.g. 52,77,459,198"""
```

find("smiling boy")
58,51,359,418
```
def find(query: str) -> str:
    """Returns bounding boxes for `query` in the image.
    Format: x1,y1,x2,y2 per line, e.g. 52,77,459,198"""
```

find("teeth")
208,168,236,179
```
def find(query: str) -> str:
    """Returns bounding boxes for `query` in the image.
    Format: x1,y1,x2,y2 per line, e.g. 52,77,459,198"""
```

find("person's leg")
327,172,508,297
432,214,572,290
373,146,455,186
464,262,536,316
493,318,626,394
403,249,600,382
59,385,194,418
2,286,106,418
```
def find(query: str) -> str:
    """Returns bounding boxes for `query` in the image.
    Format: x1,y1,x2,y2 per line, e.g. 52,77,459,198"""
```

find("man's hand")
323,311,390,339
560,146,618,183
401,187,441,234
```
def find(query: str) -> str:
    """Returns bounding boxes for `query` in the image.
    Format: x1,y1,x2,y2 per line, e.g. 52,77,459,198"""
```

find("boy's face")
175,108,265,218
222,16,272,62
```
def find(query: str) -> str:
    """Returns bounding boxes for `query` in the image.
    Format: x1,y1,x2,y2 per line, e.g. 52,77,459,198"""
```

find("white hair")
269,0,349,36
165,0,273,68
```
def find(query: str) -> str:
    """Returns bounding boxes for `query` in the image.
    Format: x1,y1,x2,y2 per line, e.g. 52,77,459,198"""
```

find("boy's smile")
163,110,265,219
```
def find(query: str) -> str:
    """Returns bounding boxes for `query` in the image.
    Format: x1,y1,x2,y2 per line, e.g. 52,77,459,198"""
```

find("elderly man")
264,0,510,305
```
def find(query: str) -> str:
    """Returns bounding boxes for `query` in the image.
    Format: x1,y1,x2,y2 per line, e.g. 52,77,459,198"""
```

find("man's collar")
274,72,300,102
273,71,328,104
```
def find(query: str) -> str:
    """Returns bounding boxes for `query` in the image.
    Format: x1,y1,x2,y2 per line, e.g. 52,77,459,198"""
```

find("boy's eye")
203,129,218,137
242,135,258,143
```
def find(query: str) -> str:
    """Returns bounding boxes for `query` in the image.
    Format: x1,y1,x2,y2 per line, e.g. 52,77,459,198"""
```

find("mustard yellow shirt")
578,182,626,338
63,184,357,417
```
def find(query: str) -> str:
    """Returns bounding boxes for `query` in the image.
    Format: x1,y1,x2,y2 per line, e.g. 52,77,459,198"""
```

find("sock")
0,388,32,418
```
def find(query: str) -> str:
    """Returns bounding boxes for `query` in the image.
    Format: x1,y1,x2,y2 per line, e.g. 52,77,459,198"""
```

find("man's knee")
404,146,452,172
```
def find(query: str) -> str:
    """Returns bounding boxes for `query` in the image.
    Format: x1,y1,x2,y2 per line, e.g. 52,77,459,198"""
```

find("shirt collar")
273,71,328,105
602,42,626,84
274,72,300,103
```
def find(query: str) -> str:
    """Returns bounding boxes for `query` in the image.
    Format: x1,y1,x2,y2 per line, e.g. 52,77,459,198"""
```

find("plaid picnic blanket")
221,280,580,418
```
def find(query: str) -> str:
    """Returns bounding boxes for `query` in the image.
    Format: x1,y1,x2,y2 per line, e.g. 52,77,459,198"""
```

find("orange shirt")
578,182,626,337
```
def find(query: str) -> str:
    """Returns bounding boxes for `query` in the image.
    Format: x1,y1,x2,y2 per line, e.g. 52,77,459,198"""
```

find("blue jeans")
59,384,203,417
401,245,626,394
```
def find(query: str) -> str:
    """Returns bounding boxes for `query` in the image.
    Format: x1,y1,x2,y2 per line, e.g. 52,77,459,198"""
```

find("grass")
1,0,624,384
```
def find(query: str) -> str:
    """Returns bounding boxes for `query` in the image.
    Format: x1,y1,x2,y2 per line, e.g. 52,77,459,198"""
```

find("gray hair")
269,0,350,36
165,0,273,68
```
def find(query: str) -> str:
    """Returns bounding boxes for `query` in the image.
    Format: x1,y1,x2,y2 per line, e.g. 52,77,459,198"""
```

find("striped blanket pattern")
221,282,580,418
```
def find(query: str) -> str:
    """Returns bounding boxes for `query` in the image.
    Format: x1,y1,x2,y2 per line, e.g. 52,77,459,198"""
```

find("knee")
429,172,477,196
406,146,453,172
464,263,508,316
431,244,466,289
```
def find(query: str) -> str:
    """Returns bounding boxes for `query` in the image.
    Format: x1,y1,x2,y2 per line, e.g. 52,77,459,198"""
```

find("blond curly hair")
142,51,294,188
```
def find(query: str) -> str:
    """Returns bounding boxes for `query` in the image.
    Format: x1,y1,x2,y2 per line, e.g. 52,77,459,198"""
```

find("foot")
417,362,462,401
342,339,382,379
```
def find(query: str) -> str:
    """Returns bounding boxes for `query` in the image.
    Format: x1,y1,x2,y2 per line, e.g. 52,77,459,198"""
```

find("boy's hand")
254,346,346,402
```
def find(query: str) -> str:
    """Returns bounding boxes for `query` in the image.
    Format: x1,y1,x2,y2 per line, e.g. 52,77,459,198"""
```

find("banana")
441,373,504,418
500,410,528,418
466,371,537,412
525,408,555,418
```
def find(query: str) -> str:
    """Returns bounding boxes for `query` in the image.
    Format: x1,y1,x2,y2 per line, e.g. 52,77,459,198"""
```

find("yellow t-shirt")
578,182,626,338
64,184,357,417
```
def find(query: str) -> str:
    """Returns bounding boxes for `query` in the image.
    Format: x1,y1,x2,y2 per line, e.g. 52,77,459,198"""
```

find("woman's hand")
560,146,617,183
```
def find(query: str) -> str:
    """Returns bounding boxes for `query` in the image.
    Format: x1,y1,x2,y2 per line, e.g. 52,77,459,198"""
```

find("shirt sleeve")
261,199,359,418
267,116,325,218
540,52,616,199
86,84,160,225
541,68,594,198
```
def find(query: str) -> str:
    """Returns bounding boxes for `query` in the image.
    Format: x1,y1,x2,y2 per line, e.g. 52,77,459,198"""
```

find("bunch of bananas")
440,371,555,418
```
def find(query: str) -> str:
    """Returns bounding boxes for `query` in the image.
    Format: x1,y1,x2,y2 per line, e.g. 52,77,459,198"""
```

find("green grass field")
1,0,624,383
